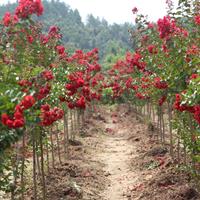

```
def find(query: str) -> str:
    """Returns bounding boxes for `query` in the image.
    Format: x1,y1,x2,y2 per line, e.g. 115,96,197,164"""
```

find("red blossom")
27,35,34,44
2,12,18,27
1,113,9,125
154,77,168,89
36,84,51,100
132,7,138,14
194,105,200,124
68,102,75,109
15,0,44,19
56,45,65,55
42,70,54,81
3,12,11,26
1,111,25,129
194,15,200,25
40,106,64,126
76,96,86,109
147,45,158,54
157,16,176,39
136,92,146,99
13,119,25,128
173,94,195,113
20,95,35,110
148,23,154,29
189,74,199,80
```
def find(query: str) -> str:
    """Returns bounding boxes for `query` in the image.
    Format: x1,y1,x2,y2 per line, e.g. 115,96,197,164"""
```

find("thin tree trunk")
46,140,50,175
32,133,37,200
56,124,62,164
167,102,173,158
177,133,180,165
39,132,46,200
161,106,165,143
35,140,41,178
63,111,69,158
70,110,74,141
50,129,55,169
21,134,26,200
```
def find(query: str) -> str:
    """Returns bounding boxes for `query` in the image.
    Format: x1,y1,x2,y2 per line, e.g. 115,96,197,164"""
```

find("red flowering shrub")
157,16,176,39
15,0,44,19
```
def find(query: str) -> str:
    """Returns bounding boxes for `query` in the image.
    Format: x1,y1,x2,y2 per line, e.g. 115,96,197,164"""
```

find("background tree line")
0,0,135,66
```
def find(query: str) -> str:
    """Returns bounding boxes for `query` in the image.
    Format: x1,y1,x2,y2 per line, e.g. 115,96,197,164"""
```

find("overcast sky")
0,0,178,24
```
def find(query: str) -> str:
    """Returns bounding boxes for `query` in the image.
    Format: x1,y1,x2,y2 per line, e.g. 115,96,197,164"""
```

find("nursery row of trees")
105,0,200,178
0,0,199,199
0,0,105,198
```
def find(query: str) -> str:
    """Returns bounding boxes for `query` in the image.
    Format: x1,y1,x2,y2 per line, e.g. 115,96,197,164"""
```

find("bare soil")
27,104,200,200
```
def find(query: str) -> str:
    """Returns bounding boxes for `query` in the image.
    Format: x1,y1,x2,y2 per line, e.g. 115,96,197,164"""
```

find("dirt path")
85,105,199,200
100,136,137,200
43,104,199,200
91,107,143,200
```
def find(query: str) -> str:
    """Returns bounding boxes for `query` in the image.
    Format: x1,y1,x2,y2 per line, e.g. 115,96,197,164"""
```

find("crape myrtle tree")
105,0,200,175
0,0,103,199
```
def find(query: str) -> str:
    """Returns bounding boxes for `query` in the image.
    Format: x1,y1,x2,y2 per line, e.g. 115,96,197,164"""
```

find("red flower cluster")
27,35,34,44
3,12,18,27
148,23,154,29
76,96,86,109
40,104,64,126
154,77,168,89
40,26,61,45
132,7,138,14
56,45,65,55
157,16,176,39
147,45,158,54
189,73,199,80
36,84,51,100
135,92,146,99
194,15,200,25
1,95,35,128
66,72,84,96
18,79,32,87
173,94,194,113
15,0,44,19
131,52,142,67
111,82,122,98
20,95,35,109
125,77,133,89
42,70,54,81
194,105,200,124
1,111,24,129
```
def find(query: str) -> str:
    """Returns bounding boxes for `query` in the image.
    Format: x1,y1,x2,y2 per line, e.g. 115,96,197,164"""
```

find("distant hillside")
0,0,135,61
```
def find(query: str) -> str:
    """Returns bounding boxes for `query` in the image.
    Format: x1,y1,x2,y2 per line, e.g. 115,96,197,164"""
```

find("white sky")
0,0,178,24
